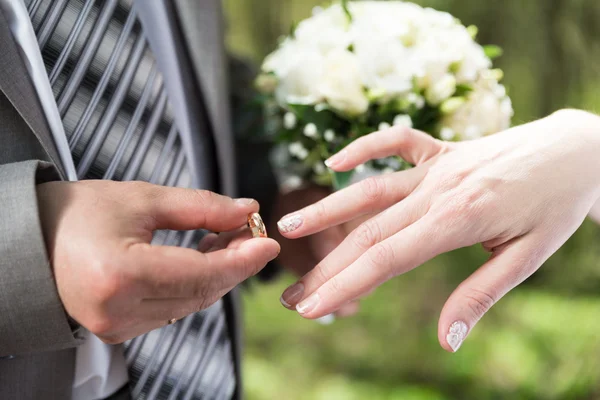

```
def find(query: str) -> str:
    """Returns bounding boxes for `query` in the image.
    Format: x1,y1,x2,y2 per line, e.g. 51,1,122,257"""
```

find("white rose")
426,74,456,105
443,78,513,139
294,5,351,55
262,39,298,76
354,35,418,100
274,48,325,106
455,44,491,83
318,49,369,115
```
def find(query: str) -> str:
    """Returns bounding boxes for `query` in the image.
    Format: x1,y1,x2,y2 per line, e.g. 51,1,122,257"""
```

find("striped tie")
27,0,236,398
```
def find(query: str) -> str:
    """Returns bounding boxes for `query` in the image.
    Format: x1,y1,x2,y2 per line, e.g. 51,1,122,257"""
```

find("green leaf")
341,0,353,23
313,173,333,187
454,83,473,97
483,45,504,60
287,103,337,133
290,21,298,39
332,170,354,190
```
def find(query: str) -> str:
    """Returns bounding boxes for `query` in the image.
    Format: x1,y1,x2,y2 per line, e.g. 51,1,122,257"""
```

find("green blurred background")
223,1,600,399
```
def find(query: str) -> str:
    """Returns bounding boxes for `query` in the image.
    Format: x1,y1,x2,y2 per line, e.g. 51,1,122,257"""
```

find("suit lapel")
0,13,67,179
172,3,243,397
0,2,69,180
173,0,237,197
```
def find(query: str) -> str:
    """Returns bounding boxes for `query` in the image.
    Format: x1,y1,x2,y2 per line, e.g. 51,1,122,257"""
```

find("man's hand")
37,180,280,344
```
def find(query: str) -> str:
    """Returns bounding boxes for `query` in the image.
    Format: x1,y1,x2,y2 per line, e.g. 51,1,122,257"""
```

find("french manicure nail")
280,282,305,308
325,150,347,168
235,198,256,206
277,214,303,234
446,321,469,352
296,293,320,315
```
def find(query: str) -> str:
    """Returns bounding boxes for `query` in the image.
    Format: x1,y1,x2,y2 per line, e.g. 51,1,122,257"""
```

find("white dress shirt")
72,332,129,400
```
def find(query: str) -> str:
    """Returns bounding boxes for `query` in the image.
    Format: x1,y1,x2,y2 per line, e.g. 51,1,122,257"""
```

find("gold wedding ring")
247,213,268,238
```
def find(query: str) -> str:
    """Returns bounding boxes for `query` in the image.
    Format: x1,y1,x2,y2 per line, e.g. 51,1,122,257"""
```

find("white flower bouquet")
256,0,513,189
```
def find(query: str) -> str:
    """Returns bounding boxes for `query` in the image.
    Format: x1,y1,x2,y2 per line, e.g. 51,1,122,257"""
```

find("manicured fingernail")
235,198,256,206
296,293,320,315
277,214,303,233
325,150,347,168
280,282,304,308
446,321,469,352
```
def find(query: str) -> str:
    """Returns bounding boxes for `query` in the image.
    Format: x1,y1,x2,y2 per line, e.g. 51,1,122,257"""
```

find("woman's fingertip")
446,321,469,353
325,150,347,168
277,214,304,234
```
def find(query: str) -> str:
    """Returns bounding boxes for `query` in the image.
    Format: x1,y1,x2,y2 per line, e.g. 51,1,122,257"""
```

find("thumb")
438,234,545,353
136,183,259,232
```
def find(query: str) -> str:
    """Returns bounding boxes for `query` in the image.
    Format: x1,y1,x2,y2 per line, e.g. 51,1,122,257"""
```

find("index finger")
277,167,426,239
324,127,448,171
138,183,259,232
130,238,280,298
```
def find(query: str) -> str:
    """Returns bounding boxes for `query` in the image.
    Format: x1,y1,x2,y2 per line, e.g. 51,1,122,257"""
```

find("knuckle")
360,177,386,202
434,189,485,227
192,190,225,226
311,264,332,287
312,201,328,222
235,249,260,278
366,242,395,278
192,189,216,207
463,287,496,321
86,314,117,338
396,126,413,145
126,181,156,206
124,180,150,193
190,279,215,301
428,167,468,194
88,260,124,305
326,276,349,299
352,222,381,250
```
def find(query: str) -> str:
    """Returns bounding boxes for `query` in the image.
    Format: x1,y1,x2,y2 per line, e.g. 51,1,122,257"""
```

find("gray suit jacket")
0,1,254,398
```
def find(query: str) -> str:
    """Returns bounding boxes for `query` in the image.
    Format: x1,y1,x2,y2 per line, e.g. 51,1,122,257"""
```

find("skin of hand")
276,109,600,352
590,197,600,224
268,187,365,318
37,180,280,344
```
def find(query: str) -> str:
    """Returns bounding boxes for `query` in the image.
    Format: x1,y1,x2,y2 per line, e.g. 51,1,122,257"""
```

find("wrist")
552,108,600,146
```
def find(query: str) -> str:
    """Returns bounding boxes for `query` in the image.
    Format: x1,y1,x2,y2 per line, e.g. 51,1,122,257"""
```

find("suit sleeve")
229,55,282,281
0,160,80,356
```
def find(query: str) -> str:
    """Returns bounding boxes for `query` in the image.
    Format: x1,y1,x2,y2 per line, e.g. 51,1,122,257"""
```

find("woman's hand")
270,187,368,318
276,109,600,352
